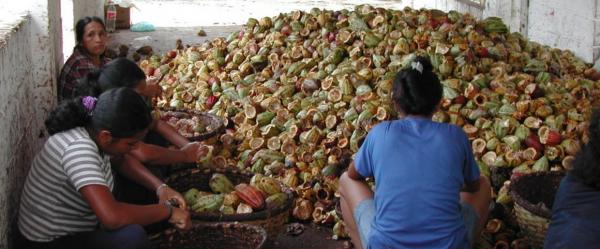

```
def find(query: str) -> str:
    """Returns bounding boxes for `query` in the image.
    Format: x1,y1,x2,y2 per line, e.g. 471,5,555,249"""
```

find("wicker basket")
149,221,266,249
509,171,565,248
157,107,225,141
166,167,293,240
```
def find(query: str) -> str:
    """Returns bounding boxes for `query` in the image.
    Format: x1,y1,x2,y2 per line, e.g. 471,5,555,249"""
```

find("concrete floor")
103,0,406,59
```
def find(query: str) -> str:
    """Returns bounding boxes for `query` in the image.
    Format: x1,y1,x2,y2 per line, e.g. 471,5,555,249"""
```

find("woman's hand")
169,207,192,231
181,142,209,163
145,84,162,98
144,70,163,98
157,185,188,210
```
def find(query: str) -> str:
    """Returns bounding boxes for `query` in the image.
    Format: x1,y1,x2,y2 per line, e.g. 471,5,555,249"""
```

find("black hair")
74,58,146,97
392,56,442,116
46,87,152,138
75,16,105,45
570,108,600,190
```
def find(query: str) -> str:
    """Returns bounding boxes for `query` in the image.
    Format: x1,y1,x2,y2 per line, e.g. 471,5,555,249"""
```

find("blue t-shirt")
544,174,600,249
354,117,480,249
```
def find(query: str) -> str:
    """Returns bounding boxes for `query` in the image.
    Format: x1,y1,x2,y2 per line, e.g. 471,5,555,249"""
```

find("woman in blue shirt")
339,56,492,249
544,109,600,248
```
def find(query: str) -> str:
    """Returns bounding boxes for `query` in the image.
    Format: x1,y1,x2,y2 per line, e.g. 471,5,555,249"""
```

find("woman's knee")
339,172,351,197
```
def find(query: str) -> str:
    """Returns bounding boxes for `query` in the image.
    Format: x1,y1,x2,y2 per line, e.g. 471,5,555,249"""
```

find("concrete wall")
73,0,104,24
0,0,60,248
528,0,597,63
413,0,485,19
484,0,528,35
415,0,599,63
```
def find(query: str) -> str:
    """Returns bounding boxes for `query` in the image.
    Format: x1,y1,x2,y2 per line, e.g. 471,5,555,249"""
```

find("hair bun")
413,56,433,73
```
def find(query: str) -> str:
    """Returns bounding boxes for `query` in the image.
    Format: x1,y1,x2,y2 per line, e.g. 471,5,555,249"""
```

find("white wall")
484,0,528,35
73,0,104,24
0,15,34,248
413,0,485,18
528,0,597,63
0,0,60,247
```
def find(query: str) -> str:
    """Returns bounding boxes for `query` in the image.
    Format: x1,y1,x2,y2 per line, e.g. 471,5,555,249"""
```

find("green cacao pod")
209,173,235,194
265,192,287,209
257,177,282,195
192,194,224,213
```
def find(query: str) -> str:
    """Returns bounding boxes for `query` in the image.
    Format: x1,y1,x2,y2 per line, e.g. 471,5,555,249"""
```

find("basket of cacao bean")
165,167,293,241
149,221,266,249
156,107,225,141
509,171,565,248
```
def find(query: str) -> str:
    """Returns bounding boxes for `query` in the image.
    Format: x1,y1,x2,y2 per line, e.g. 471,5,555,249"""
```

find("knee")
118,224,149,249
339,172,351,197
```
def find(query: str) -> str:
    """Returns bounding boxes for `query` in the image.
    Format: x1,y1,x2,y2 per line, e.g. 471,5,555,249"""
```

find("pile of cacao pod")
184,173,287,214
140,4,600,246
159,111,210,137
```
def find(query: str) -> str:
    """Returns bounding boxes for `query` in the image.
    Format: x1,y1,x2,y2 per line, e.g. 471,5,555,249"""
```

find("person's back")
357,118,478,248
544,109,600,249
544,174,600,248
338,56,490,249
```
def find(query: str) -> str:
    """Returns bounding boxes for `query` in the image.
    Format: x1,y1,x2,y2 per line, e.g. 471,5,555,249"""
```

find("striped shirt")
18,127,114,242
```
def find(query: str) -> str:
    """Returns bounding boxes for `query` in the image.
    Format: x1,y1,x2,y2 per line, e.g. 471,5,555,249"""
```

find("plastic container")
106,1,117,33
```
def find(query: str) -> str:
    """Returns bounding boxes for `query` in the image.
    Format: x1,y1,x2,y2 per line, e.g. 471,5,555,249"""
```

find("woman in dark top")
545,109,600,248
58,16,111,101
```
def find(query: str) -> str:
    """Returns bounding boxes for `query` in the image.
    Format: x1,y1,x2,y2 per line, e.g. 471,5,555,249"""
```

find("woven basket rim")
149,221,267,249
166,167,294,222
157,107,225,141
509,171,565,219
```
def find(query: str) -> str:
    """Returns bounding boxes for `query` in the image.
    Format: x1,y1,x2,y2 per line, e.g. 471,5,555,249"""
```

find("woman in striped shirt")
17,88,191,249
74,58,209,205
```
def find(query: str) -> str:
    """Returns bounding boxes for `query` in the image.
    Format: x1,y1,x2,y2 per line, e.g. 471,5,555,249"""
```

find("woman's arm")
128,142,182,164
347,161,366,181
154,119,190,148
112,155,188,208
128,142,200,165
79,185,191,230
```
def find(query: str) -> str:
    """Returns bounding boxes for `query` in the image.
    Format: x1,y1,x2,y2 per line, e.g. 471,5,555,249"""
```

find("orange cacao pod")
234,183,265,210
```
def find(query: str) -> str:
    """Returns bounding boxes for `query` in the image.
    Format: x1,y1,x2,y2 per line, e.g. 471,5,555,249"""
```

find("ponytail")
392,56,442,116
45,97,90,135
46,88,152,137
74,70,103,97
73,58,146,98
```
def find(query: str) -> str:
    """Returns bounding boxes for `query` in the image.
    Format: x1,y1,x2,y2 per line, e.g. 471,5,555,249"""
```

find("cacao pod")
236,203,253,214
209,173,235,194
265,192,288,209
257,177,282,195
192,194,224,213
223,192,241,207
184,188,200,204
219,205,235,215
234,183,266,209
